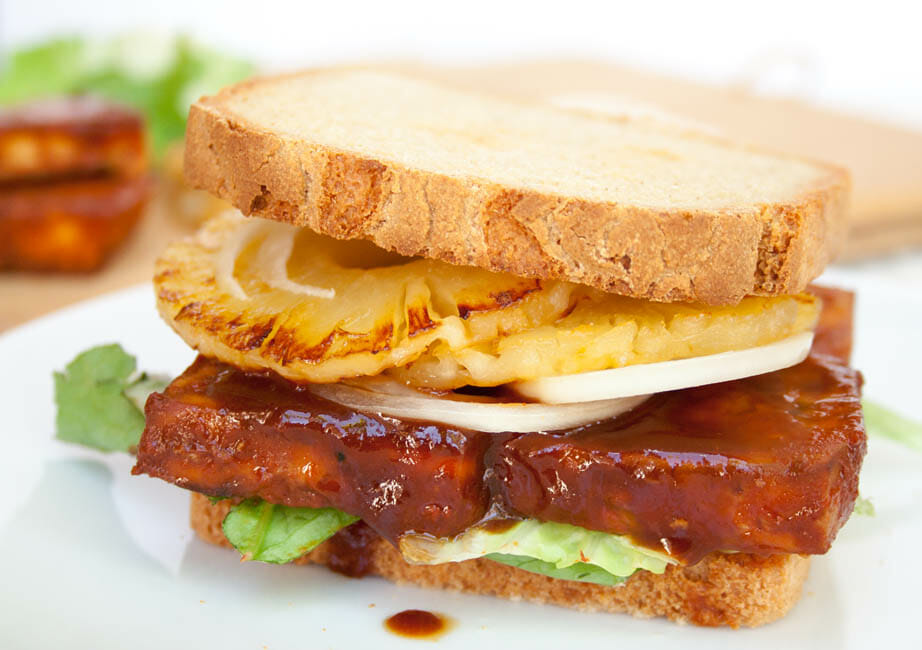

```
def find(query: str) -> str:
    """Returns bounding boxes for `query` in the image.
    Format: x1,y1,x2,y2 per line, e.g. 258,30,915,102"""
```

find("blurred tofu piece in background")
0,96,150,272
0,96,145,183
0,175,150,271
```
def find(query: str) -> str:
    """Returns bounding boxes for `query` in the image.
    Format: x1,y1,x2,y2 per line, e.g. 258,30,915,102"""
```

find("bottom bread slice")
190,493,809,628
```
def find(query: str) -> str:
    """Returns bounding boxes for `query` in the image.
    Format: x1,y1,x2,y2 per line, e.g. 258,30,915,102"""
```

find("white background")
3,0,922,129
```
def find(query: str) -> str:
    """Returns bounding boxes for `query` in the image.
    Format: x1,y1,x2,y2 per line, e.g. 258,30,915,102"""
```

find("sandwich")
103,69,866,627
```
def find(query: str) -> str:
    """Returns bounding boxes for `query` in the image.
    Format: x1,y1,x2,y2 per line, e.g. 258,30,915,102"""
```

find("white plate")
1,276,920,649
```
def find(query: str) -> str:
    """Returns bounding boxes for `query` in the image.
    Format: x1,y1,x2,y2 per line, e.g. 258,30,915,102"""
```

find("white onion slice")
255,226,335,299
512,331,814,404
310,379,650,433
213,216,260,300
213,216,334,300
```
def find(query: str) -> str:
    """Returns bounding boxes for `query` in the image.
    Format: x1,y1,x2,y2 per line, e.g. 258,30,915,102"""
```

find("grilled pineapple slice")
156,212,574,383
156,212,820,386
386,288,820,388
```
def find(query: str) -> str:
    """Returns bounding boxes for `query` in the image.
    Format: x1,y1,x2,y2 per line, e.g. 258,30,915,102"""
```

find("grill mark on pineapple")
457,279,542,320
172,300,276,353
153,267,177,282
174,300,204,322
156,287,185,303
263,322,395,366
224,315,277,351
407,304,437,337
175,301,233,343
356,323,394,355
264,327,334,365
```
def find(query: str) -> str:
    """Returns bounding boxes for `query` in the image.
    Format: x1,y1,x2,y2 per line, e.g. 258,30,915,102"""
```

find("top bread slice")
184,68,850,305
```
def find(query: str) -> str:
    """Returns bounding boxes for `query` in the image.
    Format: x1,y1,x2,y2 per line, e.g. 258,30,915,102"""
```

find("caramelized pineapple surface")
156,213,820,386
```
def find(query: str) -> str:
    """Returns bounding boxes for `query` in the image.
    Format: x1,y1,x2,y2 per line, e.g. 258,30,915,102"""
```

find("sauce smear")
384,609,451,639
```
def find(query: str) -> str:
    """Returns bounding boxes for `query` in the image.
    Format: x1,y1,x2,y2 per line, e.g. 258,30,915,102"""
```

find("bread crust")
183,69,850,305
190,493,809,628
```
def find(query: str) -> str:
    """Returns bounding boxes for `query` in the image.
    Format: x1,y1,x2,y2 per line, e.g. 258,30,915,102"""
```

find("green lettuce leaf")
123,372,170,413
222,499,359,564
54,344,168,452
0,38,86,104
854,495,875,517
863,400,922,453
399,519,673,585
0,34,253,157
486,553,630,587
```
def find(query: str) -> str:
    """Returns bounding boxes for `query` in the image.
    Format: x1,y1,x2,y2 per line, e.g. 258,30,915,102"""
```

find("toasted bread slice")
185,68,849,305
190,493,809,628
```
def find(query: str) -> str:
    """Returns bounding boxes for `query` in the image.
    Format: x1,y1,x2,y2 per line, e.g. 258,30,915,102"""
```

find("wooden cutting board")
3,59,920,332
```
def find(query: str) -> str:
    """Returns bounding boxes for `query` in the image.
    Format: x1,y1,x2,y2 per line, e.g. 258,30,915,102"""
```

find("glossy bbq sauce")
138,287,863,564
384,609,452,640
324,522,378,577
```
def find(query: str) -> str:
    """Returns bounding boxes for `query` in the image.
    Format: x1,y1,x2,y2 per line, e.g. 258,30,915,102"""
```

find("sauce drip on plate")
384,609,451,639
